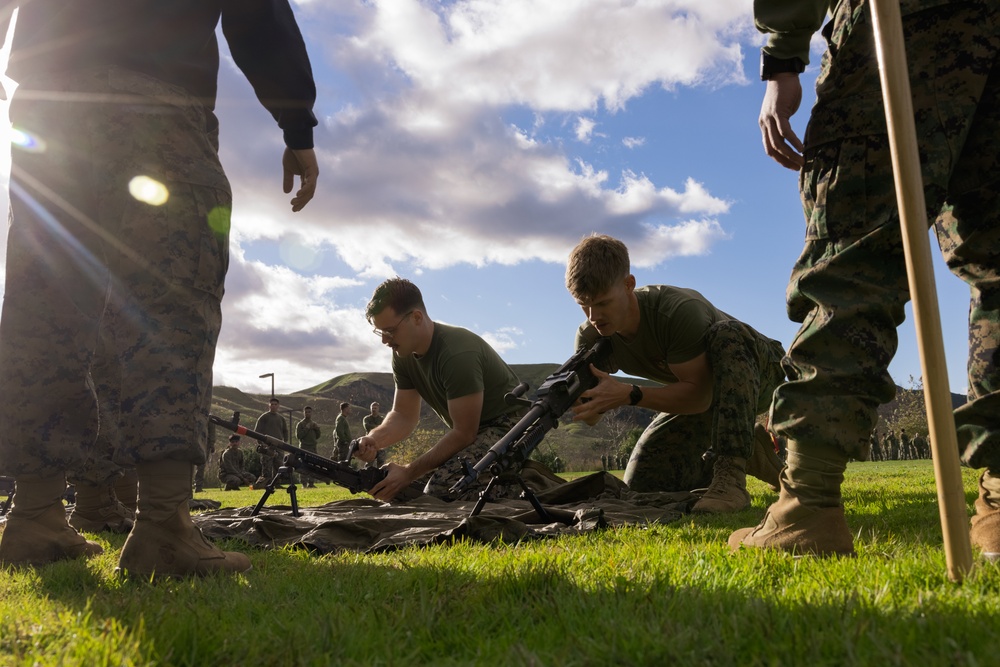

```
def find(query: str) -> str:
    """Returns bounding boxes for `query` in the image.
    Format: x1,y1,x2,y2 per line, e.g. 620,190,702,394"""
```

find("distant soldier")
334,402,353,462
255,398,289,486
869,430,882,463
219,436,255,491
886,430,900,461
295,405,321,488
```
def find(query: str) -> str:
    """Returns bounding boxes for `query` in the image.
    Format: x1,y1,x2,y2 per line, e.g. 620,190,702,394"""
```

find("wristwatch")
760,50,805,81
628,384,643,406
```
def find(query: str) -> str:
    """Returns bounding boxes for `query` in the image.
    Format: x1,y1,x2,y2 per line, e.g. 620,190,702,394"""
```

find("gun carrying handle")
505,382,531,408
346,439,360,463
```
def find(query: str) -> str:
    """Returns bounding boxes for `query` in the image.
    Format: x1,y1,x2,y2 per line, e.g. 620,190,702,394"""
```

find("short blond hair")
565,234,630,300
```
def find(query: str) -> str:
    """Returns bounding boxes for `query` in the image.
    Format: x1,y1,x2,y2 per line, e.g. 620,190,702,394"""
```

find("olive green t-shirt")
392,322,521,429
575,285,731,384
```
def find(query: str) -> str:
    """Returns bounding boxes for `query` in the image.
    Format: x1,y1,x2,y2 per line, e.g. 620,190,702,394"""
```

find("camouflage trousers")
423,411,528,501
624,320,786,493
259,447,288,483
772,0,1000,469
0,67,232,477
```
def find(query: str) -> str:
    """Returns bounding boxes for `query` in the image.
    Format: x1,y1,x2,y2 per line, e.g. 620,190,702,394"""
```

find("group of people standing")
214,398,387,492
0,0,998,580
869,429,931,462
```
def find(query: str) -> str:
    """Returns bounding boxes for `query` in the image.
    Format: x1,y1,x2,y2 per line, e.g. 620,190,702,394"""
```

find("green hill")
212,366,964,472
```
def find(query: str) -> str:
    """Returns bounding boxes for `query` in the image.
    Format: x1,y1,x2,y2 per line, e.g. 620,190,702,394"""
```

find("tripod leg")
516,476,558,524
469,476,500,517
250,472,283,516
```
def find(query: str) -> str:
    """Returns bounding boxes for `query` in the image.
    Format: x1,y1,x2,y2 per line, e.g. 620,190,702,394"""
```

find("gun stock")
209,413,423,502
449,337,613,495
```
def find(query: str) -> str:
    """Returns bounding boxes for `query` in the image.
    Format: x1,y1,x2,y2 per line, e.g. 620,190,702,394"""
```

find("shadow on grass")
12,545,999,667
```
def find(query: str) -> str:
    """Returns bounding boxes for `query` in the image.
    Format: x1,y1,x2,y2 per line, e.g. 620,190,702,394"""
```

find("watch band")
628,384,643,406
760,50,805,81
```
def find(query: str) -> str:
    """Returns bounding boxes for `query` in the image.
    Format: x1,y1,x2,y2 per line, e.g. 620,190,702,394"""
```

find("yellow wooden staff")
868,0,973,581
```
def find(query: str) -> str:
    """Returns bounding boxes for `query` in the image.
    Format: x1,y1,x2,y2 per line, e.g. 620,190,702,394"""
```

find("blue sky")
0,1,972,397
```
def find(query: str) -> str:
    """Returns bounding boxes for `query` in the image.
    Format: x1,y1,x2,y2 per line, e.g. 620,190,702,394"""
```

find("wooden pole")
868,0,973,581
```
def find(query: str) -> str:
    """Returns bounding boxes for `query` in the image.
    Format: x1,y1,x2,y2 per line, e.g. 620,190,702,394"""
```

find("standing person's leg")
937,49,1000,559
88,70,248,577
70,314,134,534
0,80,110,566
732,1,1000,556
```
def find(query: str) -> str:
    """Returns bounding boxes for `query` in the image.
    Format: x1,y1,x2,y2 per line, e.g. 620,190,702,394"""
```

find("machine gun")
210,412,423,516
449,337,613,519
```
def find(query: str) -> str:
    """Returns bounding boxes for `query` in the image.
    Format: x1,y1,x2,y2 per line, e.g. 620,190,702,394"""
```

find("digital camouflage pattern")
772,0,1000,470
0,68,231,477
423,412,526,501
625,320,785,493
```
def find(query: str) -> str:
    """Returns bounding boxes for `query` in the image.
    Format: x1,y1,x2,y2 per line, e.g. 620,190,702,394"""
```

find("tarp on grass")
194,462,697,554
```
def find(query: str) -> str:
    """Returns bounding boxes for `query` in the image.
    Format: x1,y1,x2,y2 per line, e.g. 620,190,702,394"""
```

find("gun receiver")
449,337,613,496
209,412,423,503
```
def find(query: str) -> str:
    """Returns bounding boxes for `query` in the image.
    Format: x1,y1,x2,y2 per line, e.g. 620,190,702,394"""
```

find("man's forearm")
634,381,713,415
367,411,416,450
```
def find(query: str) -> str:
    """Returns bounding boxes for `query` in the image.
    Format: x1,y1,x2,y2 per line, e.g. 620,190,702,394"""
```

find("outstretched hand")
759,73,804,170
282,147,319,211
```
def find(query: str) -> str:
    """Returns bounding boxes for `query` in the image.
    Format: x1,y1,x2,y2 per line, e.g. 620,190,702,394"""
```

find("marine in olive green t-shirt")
575,285,731,381
393,322,522,428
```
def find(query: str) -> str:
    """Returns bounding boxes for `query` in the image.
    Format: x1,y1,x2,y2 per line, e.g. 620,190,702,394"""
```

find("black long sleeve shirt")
1,0,317,148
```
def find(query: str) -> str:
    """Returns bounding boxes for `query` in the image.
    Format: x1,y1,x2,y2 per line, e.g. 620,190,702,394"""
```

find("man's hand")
571,364,629,424
354,436,378,463
282,147,319,211
759,73,804,170
368,462,412,502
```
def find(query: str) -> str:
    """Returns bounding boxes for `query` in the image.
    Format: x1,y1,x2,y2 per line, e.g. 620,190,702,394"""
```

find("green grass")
2,461,999,666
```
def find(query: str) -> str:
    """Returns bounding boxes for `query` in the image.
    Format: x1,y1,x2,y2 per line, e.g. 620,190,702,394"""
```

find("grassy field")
1,460,999,666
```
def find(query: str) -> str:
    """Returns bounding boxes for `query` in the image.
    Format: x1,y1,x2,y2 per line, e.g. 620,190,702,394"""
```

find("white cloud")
478,326,524,355
353,0,749,111
575,117,596,143
623,136,645,149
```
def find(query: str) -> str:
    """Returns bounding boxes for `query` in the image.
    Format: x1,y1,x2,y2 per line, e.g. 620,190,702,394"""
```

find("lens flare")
128,175,169,206
207,206,231,238
10,127,46,153
280,236,322,271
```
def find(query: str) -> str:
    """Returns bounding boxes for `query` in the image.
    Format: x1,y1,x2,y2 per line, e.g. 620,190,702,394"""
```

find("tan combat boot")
0,474,103,567
69,480,134,534
728,443,854,556
970,470,1000,562
691,456,751,514
746,424,782,492
116,460,251,578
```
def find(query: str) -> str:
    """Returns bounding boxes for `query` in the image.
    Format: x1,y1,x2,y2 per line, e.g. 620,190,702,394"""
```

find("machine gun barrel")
209,412,423,502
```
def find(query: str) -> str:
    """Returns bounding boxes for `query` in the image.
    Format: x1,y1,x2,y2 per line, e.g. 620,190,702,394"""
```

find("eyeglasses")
372,311,413,339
